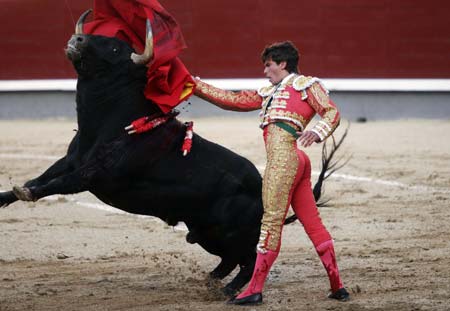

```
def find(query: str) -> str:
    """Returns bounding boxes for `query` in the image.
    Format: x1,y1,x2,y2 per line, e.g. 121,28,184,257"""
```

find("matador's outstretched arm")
194,79,262,112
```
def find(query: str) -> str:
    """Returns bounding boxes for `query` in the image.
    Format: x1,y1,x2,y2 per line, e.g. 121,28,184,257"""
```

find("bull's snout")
65,35,88,61
68,35,88,50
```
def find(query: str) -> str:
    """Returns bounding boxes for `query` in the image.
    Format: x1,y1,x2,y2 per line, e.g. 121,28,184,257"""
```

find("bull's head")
65,10,154,76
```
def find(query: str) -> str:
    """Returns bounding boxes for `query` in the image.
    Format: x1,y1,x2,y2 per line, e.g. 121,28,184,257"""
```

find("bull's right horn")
75,9,92,35
131,19,154,65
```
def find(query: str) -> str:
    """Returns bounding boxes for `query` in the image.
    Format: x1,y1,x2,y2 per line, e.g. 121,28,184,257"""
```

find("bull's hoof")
221,285,238,298
205,277,228,300
12,186,35,202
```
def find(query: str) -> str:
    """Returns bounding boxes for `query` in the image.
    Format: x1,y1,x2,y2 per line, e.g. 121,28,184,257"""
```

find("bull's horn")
131,19,154,65
75,9,92,35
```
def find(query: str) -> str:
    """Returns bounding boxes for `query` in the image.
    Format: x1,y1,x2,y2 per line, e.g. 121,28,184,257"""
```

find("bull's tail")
284,126,350,225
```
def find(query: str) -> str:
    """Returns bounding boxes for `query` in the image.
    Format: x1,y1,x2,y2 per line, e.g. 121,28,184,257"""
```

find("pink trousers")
237,125,344,299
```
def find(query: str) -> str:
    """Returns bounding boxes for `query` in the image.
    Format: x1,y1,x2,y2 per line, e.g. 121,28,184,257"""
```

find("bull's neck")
75,77,159,139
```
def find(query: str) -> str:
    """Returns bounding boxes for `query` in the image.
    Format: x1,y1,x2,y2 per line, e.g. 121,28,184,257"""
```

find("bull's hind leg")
210,258,237,279
207,258,238,297
222,253,256,297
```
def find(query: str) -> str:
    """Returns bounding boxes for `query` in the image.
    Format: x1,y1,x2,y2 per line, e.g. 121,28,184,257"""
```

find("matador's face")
263,59,289,85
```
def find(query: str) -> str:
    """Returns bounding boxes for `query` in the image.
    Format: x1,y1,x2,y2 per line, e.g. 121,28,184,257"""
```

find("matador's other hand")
297,130,320,148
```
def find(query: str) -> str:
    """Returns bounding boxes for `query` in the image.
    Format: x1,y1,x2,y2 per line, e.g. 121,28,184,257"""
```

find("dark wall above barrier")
1,0,449,79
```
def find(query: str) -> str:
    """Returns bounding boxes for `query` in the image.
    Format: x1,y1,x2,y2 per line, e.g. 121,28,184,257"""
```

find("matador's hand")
296,130,320,148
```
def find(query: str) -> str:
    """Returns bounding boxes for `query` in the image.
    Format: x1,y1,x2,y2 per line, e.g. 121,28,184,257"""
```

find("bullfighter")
194,41,350,305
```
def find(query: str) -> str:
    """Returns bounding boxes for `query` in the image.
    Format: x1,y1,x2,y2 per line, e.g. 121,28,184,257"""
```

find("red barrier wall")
0,0,448,79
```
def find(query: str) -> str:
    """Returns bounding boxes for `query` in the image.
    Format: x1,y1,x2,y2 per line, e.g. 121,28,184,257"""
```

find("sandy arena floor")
0,117,449,310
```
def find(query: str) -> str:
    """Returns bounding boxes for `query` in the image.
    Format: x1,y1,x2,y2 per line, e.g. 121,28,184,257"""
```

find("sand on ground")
0,117,449,311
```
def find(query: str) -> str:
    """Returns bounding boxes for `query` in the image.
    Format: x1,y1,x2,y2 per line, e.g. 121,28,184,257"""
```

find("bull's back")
192,133,262,192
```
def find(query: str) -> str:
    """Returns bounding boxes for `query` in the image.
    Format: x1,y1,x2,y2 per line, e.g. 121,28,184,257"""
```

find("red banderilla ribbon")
181,121,194,156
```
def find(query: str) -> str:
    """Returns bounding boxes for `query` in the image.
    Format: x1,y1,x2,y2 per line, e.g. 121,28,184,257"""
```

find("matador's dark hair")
261,41,299,73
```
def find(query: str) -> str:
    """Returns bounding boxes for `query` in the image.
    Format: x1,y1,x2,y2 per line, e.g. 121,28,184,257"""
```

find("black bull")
0,33,341,296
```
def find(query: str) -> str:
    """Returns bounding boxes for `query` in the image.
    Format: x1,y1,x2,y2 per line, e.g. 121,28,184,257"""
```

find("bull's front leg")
24,133,80,189
0,191,19,208
24,156,74,189
0,156,74,207
1,135,80,207
12,166,92,203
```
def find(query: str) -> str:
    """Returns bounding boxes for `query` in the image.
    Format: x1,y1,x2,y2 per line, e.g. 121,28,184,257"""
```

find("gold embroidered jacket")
194,74,340,141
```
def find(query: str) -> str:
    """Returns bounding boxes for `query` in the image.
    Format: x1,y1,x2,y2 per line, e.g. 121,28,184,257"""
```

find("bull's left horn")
75,9,92,35
131,19,154,65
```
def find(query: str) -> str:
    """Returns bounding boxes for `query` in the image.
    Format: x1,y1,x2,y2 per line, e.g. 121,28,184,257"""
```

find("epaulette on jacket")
257,85,277,97
293,75,329,100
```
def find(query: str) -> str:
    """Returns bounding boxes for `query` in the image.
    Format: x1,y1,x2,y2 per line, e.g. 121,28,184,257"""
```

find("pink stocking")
316,240,344,292
236,250,279,298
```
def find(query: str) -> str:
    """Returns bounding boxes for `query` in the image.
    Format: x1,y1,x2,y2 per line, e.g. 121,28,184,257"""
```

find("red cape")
84,0,195,113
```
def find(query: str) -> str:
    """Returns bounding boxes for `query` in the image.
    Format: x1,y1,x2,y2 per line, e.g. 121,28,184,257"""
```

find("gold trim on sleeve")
195,80,262,111
307,82,340,141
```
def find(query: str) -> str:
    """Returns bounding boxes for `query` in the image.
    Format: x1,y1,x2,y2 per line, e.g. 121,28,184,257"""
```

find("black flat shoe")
328,287,350,301
227,293,263,305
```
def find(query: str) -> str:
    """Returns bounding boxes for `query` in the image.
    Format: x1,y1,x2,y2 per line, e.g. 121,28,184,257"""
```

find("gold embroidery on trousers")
259,125,299,252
